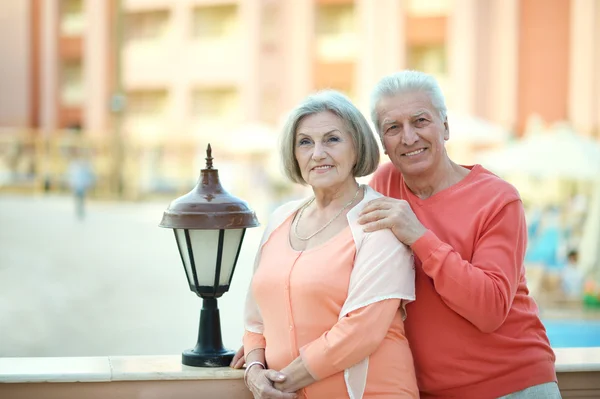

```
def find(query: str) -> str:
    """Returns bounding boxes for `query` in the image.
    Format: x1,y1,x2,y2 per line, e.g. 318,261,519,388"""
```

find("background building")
1,0,599,140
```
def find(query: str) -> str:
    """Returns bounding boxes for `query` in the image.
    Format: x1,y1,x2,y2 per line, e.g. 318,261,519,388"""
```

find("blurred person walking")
67,148,95,220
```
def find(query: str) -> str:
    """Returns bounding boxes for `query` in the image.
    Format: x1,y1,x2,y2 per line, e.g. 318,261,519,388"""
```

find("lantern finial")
205,144,213,170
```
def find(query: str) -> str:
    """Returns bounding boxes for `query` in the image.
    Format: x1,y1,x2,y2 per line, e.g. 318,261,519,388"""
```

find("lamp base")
182,348,235,367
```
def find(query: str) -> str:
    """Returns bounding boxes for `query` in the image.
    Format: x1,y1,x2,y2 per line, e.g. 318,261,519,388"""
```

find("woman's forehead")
297,112,346,135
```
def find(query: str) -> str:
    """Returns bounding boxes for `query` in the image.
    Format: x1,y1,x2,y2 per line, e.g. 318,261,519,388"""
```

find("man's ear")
443,119,449,141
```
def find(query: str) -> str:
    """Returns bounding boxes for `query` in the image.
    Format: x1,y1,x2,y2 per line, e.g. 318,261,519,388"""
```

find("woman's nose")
312,143,326,160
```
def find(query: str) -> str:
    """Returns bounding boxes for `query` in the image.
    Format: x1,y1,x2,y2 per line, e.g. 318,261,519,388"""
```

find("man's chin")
394,160,431,177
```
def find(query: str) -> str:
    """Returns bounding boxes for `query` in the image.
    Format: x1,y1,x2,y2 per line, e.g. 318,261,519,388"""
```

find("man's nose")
402,126,419,146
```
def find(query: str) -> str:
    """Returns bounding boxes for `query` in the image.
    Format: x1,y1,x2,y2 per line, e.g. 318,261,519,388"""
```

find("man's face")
376,91,449,178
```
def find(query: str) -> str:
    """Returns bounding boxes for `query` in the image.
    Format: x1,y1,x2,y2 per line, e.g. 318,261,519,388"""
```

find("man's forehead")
381,108,433,124
378,92,435,113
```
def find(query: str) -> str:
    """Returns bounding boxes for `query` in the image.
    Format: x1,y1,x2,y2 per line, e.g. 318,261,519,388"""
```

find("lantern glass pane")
219,229,245,285
174,229,194,286
188,229,219,286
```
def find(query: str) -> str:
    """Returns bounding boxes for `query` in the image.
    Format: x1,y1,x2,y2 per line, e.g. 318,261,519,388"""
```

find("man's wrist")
407,228,428,247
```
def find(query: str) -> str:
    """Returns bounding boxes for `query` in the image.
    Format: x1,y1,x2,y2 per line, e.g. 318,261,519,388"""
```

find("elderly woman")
243,90,418,399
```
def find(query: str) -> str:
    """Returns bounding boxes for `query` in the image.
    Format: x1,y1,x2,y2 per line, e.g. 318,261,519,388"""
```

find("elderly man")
233,70,559,399
357,70,558,398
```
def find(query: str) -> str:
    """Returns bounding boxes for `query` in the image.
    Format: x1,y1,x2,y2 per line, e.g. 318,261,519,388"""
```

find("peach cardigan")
244,185,415,399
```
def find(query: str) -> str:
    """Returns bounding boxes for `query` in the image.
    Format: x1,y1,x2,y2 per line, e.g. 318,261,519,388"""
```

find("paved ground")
2,194,599,357
0,194,265,357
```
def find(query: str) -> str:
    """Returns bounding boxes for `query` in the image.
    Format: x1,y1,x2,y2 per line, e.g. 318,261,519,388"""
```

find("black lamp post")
159,144,259,367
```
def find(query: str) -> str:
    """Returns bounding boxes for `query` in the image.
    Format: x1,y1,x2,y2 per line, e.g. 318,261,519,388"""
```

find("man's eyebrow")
381,119,397,126
412,110,431,117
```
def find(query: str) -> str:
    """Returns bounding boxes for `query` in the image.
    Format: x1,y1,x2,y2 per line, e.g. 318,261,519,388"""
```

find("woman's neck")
404,158,470,200
311,180,360,210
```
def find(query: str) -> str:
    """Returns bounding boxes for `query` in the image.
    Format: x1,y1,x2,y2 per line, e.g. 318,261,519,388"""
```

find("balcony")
1,349,599,398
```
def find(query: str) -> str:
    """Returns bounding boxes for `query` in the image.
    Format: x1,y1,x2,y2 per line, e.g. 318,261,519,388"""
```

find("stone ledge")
0,355,243,384
553,347,600,373
1,349,599,399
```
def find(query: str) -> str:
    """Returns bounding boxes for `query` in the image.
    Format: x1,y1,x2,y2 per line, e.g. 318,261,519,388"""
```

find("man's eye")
386,125,398,132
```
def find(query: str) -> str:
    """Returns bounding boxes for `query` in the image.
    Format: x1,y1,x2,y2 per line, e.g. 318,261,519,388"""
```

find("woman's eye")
327,136,340,142
298,139,311,146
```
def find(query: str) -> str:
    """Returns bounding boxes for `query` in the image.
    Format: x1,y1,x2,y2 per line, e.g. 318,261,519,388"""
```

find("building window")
261,3,281,47
407,44,448,94
60,0,84,37
407,0,449,17
407,45,447,75
192,88,239,121
126,90,169,118
315,4,357,62
61,61,84,106
192,5,238,40
126,10,170,43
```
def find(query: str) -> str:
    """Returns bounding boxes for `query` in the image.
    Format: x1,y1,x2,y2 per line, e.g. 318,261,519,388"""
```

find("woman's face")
294,111,357,190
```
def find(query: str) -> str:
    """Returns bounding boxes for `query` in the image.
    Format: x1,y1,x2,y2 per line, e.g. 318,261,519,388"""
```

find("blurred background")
1,0,600,358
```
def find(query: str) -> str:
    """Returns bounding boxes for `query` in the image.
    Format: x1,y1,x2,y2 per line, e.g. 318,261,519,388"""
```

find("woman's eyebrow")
296,129,340,136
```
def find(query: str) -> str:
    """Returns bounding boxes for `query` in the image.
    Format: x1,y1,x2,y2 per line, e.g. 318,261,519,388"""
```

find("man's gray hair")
370,70,448,135
280,90,380,185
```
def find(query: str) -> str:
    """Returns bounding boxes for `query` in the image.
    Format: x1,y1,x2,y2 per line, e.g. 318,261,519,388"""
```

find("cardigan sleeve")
299,223,415,380
243,330,266,355
300,298,401,380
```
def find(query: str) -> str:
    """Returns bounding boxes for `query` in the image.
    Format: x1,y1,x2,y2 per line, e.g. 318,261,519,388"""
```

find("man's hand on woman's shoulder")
358,197,427,246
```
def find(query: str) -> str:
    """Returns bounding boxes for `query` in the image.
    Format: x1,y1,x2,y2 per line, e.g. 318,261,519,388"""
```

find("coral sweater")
370,163,557,399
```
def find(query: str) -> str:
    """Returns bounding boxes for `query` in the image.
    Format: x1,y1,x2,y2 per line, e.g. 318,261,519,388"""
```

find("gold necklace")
293,185,362,241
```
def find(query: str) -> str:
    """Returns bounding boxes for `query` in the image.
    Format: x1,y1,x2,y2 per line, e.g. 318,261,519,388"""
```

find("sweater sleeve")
411,199,527,333
300,298,401,380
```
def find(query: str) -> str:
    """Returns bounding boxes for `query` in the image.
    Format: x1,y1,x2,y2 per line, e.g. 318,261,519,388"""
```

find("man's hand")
358,197,427,246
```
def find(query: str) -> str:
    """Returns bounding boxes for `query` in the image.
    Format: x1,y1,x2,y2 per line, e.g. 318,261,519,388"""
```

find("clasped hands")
243,354,315,399
245,366,297,399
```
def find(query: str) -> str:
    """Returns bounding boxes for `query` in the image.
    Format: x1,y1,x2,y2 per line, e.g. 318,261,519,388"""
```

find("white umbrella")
477,123,600,180
447,111,511,145
444,112,511,165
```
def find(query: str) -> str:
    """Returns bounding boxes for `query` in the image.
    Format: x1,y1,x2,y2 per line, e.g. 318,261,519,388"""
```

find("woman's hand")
230,345,245,368
273,357,316,393
246,366,297,399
